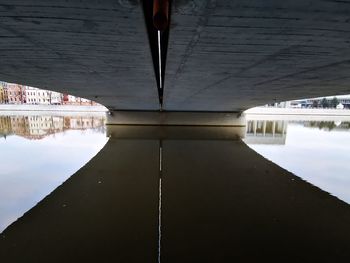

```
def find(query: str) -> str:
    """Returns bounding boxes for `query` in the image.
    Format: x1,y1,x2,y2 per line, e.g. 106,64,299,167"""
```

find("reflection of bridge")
2,125,350,263
244,118,350,145
244,120,287,145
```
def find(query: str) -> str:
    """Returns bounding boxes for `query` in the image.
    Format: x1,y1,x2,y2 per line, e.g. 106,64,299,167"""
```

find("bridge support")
106,111,246,126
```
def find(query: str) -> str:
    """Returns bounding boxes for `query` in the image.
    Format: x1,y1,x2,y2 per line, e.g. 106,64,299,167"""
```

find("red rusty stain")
153,0,169,31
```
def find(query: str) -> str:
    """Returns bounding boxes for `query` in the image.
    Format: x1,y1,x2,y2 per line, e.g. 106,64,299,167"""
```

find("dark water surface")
244,117,350,204
0,113,108,233
2,114,350,235
1,119,350,262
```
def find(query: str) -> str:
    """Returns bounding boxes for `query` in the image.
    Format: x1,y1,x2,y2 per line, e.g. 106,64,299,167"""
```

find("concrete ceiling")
0,0,159,110
1,0,350,111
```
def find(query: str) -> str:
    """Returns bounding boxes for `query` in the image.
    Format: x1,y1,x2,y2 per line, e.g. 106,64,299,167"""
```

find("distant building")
0,81,98,106
50,91,63,105
336,103,344,109
63,94,77,105
0,82,8,104
25,87,50,105
6,83,25,104
337,98,350,109
62,93,96,106
290,101,302,108
286,96,350,109
25,87,63,105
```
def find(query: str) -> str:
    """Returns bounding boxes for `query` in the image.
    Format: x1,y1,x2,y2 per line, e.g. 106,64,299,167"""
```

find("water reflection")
245,120,287,145
0,114,105,140
0,112,108,233
2,122,350,261
244,117,350,204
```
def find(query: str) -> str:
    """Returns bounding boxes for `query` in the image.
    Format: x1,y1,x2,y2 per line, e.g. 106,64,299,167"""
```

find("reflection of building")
0,116,12,137
10,116,29,136
67,117,104,130
27,116,64,139
0,115,105,140
244,120,287,145
296,121,350,131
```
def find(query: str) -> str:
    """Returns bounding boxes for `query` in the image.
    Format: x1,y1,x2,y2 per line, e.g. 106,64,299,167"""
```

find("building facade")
0,82,8,104
0,116,12,137
50,91,63,105
6,83,26,104
0,81,97,106
25,87,50,105
63,94,93,105
0,115,105,140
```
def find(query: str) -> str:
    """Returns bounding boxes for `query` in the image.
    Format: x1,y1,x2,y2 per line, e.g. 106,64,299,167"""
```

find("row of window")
5,91,50,96
8,98,51,102
27,91,49,96
7,91,24,96
27,98,50,103
30,123,53,128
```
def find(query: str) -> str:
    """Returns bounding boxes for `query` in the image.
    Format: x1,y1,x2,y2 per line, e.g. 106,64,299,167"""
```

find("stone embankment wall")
0,104,107,112
246,107,350,116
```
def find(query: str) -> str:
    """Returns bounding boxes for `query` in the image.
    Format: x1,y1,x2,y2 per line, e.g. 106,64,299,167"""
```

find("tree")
331,97,339,108
321,98,329,108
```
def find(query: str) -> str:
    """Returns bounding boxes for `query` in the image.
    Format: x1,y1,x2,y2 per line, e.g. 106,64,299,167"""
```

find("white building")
50,91,62,105
25,87,50,105
25,87,62,105
336,103,344,109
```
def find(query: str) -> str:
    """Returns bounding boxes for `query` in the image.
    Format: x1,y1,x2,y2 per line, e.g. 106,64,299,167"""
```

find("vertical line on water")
158,140,163,263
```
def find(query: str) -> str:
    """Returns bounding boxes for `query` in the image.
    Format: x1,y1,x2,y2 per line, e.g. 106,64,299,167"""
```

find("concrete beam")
106,111,246,126
106,125,246,140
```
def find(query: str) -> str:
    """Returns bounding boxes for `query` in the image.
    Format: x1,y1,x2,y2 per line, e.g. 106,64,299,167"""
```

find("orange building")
6,83,26,104
0,82,9,104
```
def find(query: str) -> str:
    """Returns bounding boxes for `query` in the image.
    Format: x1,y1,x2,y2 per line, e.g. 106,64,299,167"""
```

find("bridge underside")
1,1,350,111
1,1,350,262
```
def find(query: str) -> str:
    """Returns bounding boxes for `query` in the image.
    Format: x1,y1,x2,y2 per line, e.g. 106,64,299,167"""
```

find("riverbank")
245,107,350,121
245,106,350,116
0,104,107,112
